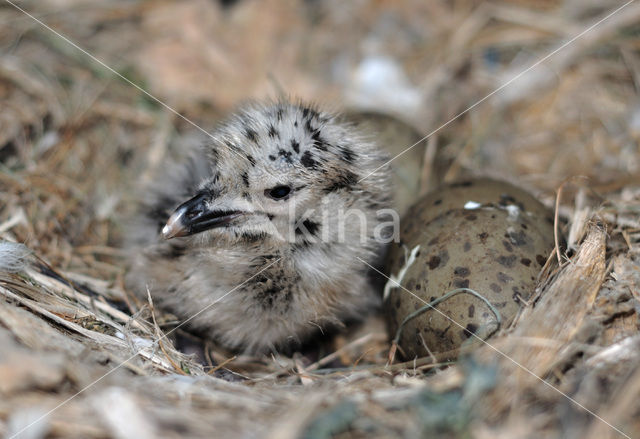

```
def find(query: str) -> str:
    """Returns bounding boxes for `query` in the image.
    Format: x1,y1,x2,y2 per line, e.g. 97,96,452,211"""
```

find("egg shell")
415,177,555,226
385,179,555,359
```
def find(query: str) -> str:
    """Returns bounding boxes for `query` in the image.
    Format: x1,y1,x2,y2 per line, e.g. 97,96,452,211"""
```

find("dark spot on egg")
439,250,450,267
497,272,513,283
490,283,502,293
462,323,478,338
508,230,528,247
453,267,470,277
453,278,470,288
520,258,531,267
497,255,517,267
468,304,475,318
427,255,441,269
536,254,546,266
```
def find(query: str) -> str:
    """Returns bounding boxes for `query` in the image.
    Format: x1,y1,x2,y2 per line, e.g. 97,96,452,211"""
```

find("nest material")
1,1,639,438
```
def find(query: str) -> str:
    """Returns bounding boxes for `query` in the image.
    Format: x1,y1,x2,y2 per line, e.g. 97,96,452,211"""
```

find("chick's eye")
266,185,292,200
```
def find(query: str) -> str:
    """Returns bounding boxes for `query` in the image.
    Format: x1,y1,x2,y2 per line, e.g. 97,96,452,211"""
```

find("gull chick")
126,101,392,353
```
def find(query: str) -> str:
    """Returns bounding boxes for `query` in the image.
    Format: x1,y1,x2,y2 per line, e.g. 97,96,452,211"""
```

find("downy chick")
126,101,393,353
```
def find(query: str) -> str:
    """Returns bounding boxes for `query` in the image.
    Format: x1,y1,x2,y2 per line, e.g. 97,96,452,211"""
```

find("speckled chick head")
127,101,393,353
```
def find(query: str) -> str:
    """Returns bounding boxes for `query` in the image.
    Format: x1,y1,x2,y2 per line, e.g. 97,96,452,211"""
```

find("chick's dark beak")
162,193,242,239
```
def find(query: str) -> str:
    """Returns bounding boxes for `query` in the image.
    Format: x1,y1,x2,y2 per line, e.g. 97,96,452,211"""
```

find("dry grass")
0,0,639,437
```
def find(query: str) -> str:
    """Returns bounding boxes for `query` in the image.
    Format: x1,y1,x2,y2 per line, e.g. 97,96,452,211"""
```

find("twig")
306,333,380,372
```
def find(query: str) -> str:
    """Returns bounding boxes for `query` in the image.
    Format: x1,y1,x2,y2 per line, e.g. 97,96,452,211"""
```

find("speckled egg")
384,178,555,360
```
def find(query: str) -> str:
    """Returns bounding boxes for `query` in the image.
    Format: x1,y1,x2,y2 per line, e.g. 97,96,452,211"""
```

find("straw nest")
1,1,639,437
